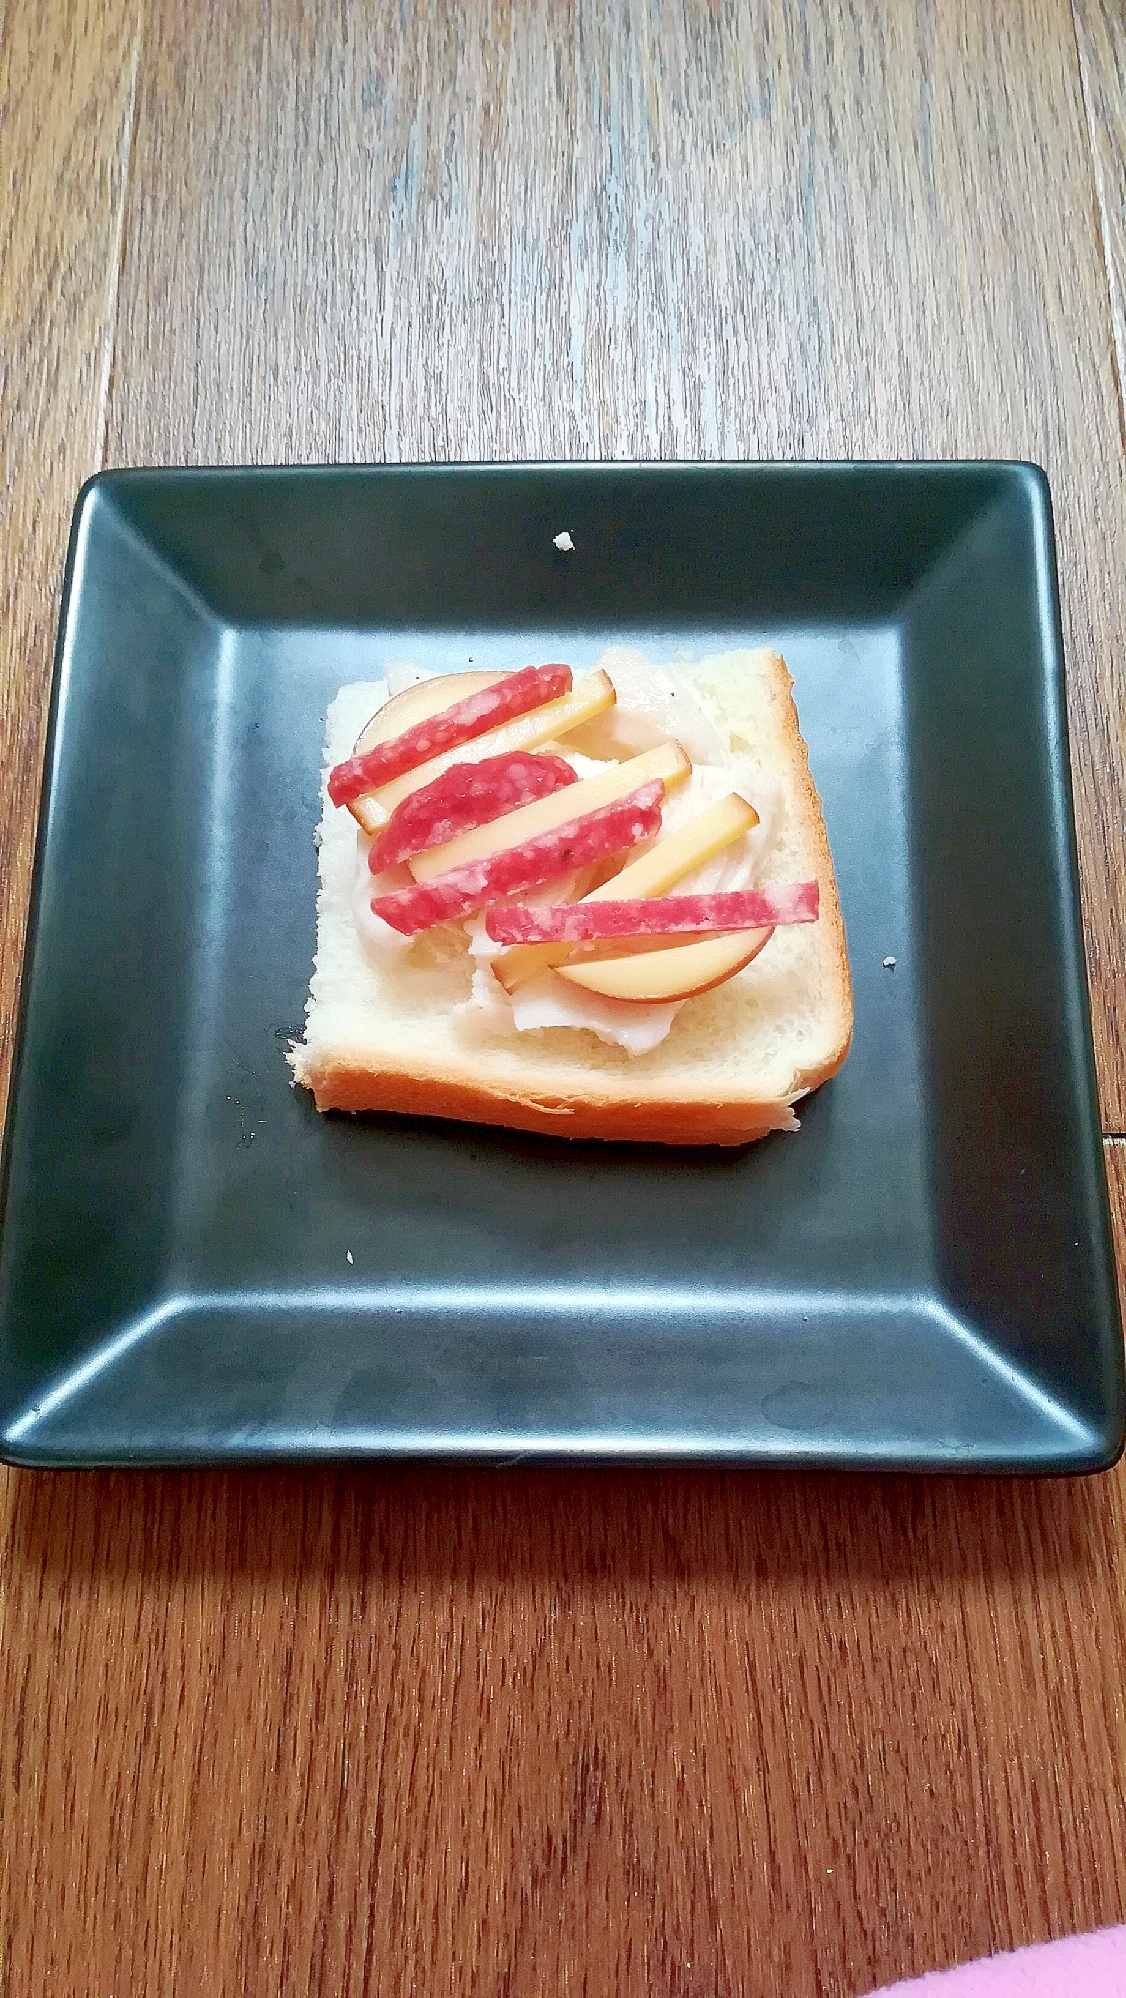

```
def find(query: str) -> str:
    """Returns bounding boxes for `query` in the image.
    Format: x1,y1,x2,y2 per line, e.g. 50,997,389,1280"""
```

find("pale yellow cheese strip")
409,739,691,881
491,791,759,992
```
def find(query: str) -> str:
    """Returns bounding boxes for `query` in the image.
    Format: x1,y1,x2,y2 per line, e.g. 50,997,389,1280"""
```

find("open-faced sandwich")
289,647,852,1144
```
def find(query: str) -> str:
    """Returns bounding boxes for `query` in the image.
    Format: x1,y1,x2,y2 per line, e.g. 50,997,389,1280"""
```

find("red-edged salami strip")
484,881,820,944
328,664,572,806
372,781,665,936
369,753,577,872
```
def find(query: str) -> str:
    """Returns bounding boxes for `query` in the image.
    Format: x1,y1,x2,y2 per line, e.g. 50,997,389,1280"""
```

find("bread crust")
290,651,853,1146
757,647,854,1083
295,1045,802,1144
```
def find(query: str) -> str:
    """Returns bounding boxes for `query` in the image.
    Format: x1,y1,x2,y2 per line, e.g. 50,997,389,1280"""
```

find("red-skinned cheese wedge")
354,673,504,754
346,672,504,834
557,928,777,1003
371,781,666,936
369,753,578,872
484,882,819,944
329,663,572,806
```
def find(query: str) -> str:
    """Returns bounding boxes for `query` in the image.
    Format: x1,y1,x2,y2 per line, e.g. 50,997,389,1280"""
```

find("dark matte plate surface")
0,463,1121,1469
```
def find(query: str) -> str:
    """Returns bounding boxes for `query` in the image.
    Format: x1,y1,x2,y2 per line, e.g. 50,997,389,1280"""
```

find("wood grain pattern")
1075,0,1126,433
102,0,1126,1118
0,0,142,1120
4,1364,1126,1995
3,4,1126,1996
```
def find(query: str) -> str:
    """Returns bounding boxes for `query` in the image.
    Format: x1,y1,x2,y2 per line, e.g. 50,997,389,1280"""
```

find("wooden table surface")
3,3,1126,1993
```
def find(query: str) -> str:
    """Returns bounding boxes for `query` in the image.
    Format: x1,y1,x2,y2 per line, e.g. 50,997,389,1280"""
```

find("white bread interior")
289,649,853,1145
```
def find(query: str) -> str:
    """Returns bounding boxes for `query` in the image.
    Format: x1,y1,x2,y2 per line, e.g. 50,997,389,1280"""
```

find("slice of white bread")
289,649,853,1145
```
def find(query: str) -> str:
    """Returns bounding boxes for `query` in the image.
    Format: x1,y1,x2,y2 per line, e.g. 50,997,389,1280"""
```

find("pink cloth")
866,1927,1126,1996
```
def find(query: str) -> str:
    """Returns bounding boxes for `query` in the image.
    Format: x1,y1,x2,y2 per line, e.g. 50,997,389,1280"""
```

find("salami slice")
372,781,666,936
484,882,819,944
369,753,578,872
328,663,572,806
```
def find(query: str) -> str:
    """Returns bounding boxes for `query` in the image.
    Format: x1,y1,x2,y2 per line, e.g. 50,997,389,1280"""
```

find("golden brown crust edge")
757,650,854,1084
293,1048,800,1146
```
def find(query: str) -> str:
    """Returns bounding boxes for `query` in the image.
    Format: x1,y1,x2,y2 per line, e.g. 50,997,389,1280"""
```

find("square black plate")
1,464,1121,1470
